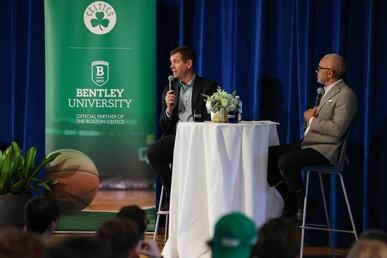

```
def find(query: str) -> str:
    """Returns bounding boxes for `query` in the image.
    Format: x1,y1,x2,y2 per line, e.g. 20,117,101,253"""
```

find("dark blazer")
159,75,218,136
301,80,357,164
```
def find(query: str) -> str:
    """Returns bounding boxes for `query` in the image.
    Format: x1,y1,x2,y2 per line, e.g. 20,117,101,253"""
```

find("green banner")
45,0,156,188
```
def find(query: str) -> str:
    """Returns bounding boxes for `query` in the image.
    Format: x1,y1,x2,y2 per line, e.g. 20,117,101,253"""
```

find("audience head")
45,236,107,258
116,205,149,236
209,212,257,258
347,239,387,258
97,218,141,258
24,196,59,235
252,217,300,258
0,230,45,258
360,229,387,245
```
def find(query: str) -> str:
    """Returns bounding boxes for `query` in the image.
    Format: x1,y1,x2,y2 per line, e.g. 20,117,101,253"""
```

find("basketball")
45,149,99,214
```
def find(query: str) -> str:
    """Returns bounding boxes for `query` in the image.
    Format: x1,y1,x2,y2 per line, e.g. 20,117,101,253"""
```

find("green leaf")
95,11,104,20
22,147,37,187
90,19,99,28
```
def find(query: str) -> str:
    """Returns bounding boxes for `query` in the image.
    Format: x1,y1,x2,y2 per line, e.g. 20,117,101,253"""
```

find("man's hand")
165,90,175,115
304,108,317,123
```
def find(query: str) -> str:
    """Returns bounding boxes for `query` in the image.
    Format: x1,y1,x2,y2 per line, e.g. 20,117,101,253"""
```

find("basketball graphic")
45,149,99,214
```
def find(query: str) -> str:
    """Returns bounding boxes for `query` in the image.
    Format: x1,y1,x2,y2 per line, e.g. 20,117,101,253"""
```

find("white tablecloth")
162,121,283,258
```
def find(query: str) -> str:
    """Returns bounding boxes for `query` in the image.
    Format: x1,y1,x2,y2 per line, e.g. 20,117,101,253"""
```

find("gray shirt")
178,75,195,122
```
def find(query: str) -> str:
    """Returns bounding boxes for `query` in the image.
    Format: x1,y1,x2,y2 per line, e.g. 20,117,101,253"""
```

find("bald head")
321,53,346,77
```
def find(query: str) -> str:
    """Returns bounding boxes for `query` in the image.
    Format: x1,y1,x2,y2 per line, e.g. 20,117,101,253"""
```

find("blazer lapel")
317,81,345,113
191,76,203,111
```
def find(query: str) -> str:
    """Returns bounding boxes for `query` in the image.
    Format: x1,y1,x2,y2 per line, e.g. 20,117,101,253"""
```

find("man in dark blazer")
147,46,218,206
267,53,357,222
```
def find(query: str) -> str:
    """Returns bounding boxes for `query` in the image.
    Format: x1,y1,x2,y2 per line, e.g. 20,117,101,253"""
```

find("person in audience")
45,236,107,258
360,229,387,245
266,53,357,223
24,196,59,236
347,239,387,258
96,218,142,258
117,205,161,258
147,46,218,209
251,217,300,258
0,230,45,258
208,212,257,258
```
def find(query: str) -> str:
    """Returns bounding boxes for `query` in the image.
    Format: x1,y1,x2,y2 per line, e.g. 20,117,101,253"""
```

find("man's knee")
278,154,293,174
147,142,159,163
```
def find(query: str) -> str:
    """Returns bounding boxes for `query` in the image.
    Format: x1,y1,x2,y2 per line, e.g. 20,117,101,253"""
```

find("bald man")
267,53,357,223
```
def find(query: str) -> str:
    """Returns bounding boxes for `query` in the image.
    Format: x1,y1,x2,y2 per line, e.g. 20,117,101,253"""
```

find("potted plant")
204,87,241,123
0,142,60,229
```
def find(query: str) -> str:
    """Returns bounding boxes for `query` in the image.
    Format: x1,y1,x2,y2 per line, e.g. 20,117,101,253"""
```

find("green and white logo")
84,1,116,35
91,61,109,86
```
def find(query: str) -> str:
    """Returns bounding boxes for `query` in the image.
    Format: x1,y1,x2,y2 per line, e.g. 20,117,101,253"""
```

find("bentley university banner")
45,0,156,189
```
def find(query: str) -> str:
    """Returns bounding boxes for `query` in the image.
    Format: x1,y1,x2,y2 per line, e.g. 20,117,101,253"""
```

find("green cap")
211,212,257,258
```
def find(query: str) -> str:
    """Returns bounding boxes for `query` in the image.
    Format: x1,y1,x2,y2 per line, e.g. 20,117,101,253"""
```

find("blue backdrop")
1,0,386,247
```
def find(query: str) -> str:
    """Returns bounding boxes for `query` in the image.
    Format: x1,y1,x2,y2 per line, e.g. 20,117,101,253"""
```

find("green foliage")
0,142,60,194
203,87,240,112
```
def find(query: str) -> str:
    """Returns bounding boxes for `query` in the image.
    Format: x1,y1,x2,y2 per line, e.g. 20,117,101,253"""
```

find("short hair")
170,46,196,66
96,218,141,258
324,53,346,77
360,229,387,245
24,196,59,234
0,230,45,258
347,239,387,258
116,205,148,234
252,217,300,258
45,236,107,258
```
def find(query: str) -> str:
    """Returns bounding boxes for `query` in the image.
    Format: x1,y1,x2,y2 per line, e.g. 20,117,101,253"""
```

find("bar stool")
153,185,169,242
300,124,358,258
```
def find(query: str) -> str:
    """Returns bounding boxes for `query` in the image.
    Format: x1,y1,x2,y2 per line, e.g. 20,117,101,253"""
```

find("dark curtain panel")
1,0,386,246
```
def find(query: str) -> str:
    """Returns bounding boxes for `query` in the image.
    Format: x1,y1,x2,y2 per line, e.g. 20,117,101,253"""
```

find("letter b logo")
91,61,109,86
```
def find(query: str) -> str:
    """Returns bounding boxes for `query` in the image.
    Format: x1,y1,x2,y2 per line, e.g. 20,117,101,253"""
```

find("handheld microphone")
315,87,325,107
168,75,174,91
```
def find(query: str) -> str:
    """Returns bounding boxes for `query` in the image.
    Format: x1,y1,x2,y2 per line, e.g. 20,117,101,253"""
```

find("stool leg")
153,213,160,240
338,173,358,240
153,186,165,241
319,173,335,257
300,171,311,258
164,214,169,242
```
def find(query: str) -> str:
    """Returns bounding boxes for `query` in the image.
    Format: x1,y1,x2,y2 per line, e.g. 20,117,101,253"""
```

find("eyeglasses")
316,66,335,73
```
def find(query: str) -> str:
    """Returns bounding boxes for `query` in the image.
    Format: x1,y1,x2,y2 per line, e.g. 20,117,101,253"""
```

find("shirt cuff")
308,116,314,125
166,110,171,118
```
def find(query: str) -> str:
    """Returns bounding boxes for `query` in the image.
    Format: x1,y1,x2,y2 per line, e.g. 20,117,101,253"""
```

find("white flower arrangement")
203,87,240,113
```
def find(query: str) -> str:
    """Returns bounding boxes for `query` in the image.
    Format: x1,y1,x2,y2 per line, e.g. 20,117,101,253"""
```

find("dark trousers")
267,143,330,193
147,135,175,197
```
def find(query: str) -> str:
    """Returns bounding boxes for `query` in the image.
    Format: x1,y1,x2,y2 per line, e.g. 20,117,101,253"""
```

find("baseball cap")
211,212,257,258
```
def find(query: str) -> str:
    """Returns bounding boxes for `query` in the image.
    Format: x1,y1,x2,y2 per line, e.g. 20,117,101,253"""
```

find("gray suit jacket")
301,80,357,164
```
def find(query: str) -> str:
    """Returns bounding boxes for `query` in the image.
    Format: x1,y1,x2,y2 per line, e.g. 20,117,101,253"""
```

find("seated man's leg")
278,145,329,217
147,135,175,197
267,144,299,216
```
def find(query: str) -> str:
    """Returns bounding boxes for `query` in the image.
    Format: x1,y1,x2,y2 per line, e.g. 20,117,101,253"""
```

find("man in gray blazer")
267,53,357,222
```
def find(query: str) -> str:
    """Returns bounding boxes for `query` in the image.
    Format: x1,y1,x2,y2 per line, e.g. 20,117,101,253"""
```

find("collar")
180,74,196,89
324,79,343,95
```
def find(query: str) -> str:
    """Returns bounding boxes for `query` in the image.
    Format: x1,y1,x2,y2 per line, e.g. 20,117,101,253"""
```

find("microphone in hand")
168,75,174,91
314,87,325,107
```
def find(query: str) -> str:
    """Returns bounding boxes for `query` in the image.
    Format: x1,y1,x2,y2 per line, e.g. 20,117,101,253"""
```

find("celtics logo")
84,1,116,35
91,61,109,86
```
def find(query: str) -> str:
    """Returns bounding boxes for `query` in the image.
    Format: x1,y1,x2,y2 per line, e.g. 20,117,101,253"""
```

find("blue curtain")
0,0,45,156
1,0,386,246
